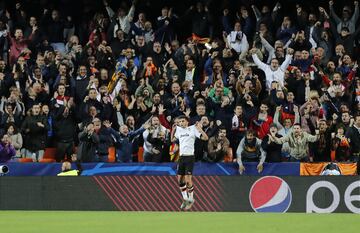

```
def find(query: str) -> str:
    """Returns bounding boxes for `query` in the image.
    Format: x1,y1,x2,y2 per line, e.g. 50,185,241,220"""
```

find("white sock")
187,186,194,201
180,184,188,200
181,191,188,200
188,191,194,201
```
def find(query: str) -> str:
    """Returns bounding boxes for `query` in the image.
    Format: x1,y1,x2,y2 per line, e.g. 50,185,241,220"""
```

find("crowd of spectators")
0,0,360,170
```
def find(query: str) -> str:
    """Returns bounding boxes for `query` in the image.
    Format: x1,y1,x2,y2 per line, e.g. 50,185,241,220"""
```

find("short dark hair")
5,123,18,134
57,83,66,89
246,129,257,136
177,115,189,121
218,125,226,133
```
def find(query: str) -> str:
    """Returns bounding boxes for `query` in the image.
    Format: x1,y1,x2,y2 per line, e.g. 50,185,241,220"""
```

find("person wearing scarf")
236,129,266,174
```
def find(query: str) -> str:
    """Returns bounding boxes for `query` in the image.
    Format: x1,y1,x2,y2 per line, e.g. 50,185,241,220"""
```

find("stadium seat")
224,147,233,162
138,147,144,162
39,158,56,163
18,158,34,163
43,148,57,160
108,147,116,163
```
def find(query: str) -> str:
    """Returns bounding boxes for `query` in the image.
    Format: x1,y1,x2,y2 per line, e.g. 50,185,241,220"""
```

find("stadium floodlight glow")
0,165,9,175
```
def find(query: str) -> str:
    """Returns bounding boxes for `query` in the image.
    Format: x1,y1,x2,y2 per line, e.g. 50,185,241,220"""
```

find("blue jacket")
109,127,145,162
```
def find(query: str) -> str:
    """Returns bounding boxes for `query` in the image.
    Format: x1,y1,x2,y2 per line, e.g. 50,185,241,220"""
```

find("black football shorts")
177,155,195,175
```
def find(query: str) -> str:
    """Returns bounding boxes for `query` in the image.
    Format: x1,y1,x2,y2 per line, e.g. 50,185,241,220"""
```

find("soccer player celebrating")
171,115,208,210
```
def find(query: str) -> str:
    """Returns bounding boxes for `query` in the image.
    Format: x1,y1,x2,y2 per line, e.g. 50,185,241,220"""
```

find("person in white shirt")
104,0,136,37
171,115,208,210
143,115,168,162
225,21,249,55
251,47,293,90
327,72,345,98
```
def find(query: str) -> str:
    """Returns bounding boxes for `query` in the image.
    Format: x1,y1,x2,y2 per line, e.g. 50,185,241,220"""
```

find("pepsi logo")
249,176,292,213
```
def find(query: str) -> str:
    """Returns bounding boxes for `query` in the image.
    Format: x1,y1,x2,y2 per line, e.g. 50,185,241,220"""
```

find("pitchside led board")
221,176,360,213
0,176,359,213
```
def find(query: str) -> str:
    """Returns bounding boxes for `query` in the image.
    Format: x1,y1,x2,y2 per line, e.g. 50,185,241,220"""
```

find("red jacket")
249,114,273,139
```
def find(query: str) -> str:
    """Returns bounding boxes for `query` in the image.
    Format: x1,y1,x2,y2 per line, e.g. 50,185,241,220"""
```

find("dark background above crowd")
0,0,356,46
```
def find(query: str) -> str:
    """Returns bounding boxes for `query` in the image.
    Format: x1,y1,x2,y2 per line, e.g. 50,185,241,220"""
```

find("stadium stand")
0,0,358,176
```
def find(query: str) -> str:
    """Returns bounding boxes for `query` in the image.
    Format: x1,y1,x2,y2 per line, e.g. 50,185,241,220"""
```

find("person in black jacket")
182,2,212,38
346,114,360,162
52,102,76,162
21,104,49,161
262,124,282,162
194,115,217,161
77,122,99,163
147,127,171,162
93,118,113,162
310,119,332,162
41,10,65,52
73,65,90,119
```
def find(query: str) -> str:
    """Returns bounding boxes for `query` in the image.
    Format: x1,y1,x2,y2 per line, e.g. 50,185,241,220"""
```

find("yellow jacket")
57,170,79,176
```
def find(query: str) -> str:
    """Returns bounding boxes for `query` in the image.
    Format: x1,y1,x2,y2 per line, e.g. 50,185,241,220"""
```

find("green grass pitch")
0,211,358,233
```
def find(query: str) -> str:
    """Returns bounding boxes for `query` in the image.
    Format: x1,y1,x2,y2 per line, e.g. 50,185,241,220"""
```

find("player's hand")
257,163,263,173
239,165,245,175
195,121,203,130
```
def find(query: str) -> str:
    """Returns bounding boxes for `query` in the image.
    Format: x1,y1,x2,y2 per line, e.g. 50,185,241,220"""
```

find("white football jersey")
174,125,201,156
